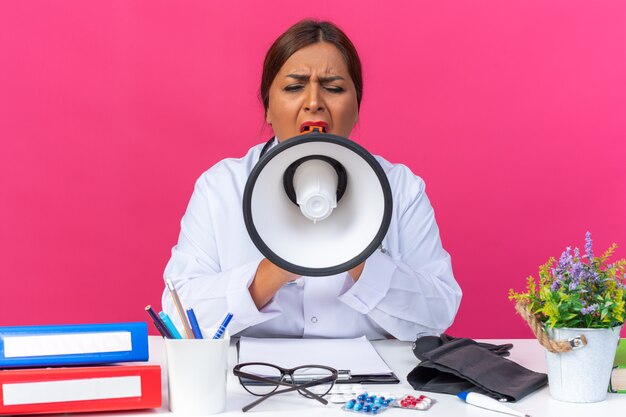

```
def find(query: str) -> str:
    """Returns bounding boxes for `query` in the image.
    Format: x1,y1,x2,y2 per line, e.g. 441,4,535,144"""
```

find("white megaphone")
242,131,392,277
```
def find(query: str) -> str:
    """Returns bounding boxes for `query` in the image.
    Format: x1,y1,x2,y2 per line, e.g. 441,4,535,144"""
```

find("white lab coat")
162,140,462,341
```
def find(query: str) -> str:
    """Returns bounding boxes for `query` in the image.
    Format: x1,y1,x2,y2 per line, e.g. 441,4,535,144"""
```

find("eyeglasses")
233,362,338,412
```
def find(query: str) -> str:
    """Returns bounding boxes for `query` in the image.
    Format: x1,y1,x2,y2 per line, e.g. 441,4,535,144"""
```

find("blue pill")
354,402,364,411
382,400,390,407
374,397,383,404
346,399,356,409
366,396,375,403
357,394,367,401
363,405,372,413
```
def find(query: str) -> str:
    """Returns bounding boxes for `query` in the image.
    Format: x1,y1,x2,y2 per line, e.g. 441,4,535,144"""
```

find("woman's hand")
249,258,300,309
250,258,365,309
348,262,365,281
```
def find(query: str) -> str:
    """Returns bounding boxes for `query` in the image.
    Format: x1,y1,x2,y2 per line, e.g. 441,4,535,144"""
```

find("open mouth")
300,122,328,133
301,125,326,133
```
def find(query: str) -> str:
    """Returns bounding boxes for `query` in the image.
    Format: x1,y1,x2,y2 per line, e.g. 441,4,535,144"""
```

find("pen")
159,311,183,339
165,278,194,339
457,392,530,417
186,308,204,339
145,305,173,339
212,313,233,339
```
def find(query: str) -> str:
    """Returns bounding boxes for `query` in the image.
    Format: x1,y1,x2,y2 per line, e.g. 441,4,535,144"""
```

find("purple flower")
570,261,583,280
551,281,561,291
581,304,597,315
558,247,572,271
585,231,594,260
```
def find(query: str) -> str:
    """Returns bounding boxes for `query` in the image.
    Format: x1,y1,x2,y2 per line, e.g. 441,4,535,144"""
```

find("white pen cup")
165,329,230,415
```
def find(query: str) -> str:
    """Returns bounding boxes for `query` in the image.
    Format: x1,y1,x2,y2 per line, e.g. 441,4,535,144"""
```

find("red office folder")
0,365,161,415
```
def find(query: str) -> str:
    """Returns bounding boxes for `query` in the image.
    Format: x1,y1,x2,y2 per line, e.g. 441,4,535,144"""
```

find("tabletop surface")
71,336,626,417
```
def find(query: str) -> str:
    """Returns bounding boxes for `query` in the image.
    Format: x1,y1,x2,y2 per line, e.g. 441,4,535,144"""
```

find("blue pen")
159,311,183,339
186,308,204,339
212,313,233,339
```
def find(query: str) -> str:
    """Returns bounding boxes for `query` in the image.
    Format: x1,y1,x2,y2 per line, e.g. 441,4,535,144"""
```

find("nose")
304,84,325,113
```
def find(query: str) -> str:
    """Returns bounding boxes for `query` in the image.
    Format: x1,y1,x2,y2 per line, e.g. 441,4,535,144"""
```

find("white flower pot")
545,326,622,402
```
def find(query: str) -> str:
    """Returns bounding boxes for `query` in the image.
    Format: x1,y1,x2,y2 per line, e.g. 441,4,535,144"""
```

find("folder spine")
0,365,161,414
0,322,149,368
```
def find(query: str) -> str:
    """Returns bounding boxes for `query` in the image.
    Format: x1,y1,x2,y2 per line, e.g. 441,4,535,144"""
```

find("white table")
105,337,626,417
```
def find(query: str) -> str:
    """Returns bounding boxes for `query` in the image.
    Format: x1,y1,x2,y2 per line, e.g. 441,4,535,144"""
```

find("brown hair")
260,20,363,114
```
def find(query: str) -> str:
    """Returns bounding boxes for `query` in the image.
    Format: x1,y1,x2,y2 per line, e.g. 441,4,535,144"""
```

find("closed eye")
324,85,344,93
284,84,304,92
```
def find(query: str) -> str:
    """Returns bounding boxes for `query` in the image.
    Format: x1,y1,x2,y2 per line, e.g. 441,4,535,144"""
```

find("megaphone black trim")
243,133,393,277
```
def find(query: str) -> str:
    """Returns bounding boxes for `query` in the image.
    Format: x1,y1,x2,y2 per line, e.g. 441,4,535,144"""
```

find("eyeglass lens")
292,366,334,398
238,364,335,397
238,364,283,395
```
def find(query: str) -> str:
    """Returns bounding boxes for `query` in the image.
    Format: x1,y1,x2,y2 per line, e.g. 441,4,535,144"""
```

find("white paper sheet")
238,336,393,376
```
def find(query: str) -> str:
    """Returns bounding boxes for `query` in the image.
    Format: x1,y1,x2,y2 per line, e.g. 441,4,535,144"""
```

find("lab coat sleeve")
338,169,462,341
161,172,282,336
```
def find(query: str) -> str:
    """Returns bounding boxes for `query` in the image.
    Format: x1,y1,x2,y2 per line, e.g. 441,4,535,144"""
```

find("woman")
162,20,461,341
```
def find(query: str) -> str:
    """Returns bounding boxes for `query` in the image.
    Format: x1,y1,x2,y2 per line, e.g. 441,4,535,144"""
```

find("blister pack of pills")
342,393,395,415
328,384,366,403
391,394,435,411
340,392,435,414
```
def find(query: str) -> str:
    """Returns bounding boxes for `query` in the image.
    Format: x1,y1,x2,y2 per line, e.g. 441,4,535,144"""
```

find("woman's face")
266,42,359,142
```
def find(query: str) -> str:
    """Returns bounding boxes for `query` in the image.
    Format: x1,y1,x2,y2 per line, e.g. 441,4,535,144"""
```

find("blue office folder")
0,322,149,368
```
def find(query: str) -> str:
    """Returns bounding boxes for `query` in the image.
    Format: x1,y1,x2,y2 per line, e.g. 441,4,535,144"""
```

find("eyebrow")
286,74,345,83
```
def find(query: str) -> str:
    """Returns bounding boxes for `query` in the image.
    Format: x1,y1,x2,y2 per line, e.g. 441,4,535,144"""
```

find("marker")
212,313,233,339
165,278,193,338
159,311,183,339
186,308,204,339
457,392,530,417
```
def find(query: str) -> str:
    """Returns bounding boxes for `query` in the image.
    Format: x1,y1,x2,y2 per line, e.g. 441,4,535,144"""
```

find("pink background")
1,1,625,338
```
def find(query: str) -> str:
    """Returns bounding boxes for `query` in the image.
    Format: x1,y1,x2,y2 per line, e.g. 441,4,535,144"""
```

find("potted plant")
509,232,626,402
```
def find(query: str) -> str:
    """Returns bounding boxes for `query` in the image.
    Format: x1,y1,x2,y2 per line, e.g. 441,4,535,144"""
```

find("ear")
265,110,272,125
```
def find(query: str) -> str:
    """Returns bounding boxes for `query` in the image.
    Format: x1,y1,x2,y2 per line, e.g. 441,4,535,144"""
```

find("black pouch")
407,334,547,402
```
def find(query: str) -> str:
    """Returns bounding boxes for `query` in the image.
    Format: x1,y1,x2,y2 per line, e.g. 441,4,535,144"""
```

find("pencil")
165,278,194,338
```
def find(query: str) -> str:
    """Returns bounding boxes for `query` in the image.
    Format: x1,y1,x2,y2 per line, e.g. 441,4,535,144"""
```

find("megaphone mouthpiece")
292,159,338,222
283,156,348,216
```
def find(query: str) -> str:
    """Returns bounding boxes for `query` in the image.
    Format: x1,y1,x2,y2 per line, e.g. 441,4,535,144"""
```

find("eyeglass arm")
241,377,333,412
